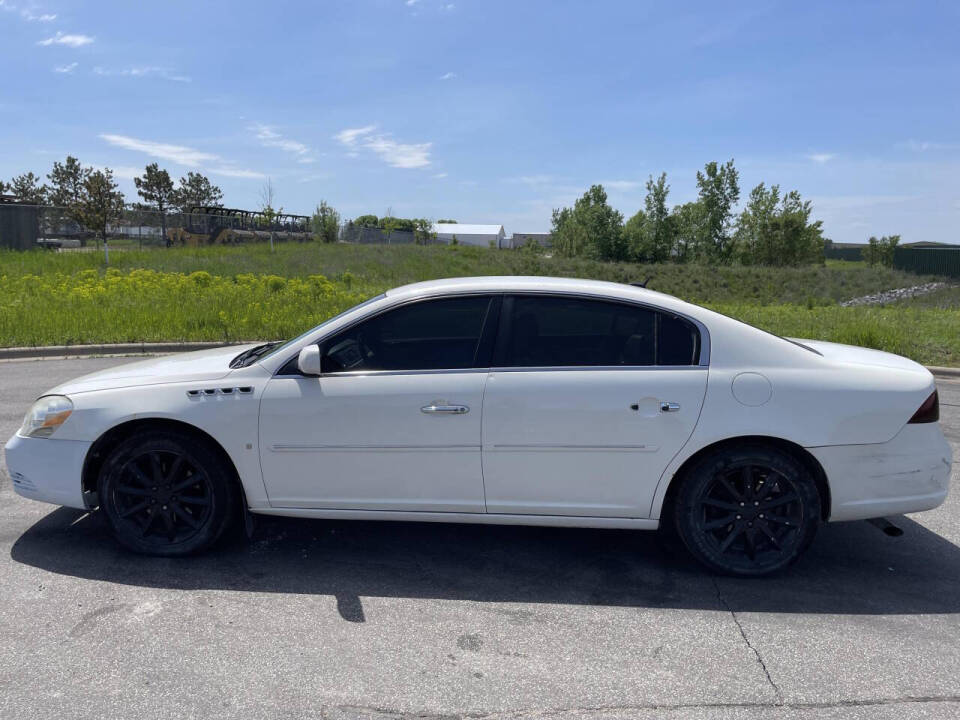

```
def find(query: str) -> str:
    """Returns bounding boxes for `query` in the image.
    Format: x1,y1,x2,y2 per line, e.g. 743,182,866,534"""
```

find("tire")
672,444,821,577
97,430,237,556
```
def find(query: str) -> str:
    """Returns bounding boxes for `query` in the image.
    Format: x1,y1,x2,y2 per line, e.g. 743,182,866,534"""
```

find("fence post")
104,238,109,265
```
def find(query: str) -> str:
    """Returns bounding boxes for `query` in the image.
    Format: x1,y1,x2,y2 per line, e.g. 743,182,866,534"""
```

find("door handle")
421,404,470,415
660,401,681,413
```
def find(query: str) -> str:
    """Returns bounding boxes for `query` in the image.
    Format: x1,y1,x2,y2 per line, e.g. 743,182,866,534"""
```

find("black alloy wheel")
99,431,236,556
673,445,821,576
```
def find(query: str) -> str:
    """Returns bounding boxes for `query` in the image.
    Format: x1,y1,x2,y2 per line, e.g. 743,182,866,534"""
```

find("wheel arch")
656,435,831,522
81,418,247,507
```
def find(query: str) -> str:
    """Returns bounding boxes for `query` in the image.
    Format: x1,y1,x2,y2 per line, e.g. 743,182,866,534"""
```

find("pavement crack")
712,578,784,706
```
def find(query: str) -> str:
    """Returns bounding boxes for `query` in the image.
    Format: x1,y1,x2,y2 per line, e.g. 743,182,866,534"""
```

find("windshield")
253,294,387,364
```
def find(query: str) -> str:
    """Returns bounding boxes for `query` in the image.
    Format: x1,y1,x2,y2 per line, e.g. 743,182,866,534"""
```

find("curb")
0,341,258,360
1,343,960,380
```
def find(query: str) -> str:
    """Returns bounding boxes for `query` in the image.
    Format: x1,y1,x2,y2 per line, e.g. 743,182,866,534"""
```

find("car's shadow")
11,508,960,621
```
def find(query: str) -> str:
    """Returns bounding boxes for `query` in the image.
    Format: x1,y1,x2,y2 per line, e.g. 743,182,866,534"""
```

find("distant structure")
509,232,553,249
433,223,506,248
0,195,40,250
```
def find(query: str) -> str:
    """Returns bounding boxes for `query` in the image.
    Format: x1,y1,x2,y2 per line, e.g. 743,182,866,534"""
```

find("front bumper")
810,424,953,522
4,433,91,509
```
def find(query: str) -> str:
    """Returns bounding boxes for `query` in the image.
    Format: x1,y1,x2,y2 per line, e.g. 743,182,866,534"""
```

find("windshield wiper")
230,341,282,368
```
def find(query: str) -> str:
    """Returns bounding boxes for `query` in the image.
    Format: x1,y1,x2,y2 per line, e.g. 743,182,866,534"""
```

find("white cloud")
442,3,455,9
363,135,432,168
903,139,960,152
251,123,312,160
506,174,556,186
207,166,265,179
405,0,418,5
94,66,191,83
53,62,77,74
23,9,56,21
334,125,377,147
602,179,642,191
335,125,432,168
433,172,448,179
440,71,456,80
807,153,835,164
38,31,94,47
100,133,219,165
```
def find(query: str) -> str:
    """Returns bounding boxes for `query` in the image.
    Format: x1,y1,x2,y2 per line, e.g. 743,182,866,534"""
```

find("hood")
48,344,257,396
791,338,930,374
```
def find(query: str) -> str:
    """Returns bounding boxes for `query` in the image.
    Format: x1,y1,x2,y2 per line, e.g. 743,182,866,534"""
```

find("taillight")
908,390,939,424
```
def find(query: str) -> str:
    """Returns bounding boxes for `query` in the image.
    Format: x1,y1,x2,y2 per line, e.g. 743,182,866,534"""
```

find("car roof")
386,276,686,308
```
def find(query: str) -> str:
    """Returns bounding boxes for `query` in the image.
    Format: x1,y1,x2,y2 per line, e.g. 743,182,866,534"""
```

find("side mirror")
297,345,323,376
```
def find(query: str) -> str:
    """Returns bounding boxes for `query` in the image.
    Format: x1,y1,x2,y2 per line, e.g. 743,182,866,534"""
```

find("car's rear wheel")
98,430,236,556
672,444,821,576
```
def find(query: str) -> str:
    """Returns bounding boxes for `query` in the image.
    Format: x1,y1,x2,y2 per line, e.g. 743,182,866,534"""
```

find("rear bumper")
809,424,953,522
4,433,90,509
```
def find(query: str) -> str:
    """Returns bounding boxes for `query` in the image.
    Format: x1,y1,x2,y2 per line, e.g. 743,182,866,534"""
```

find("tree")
670,201,706,264
354,214,379,228
436,219,457,224
7,172,47,204
135,163,176,243
414,218,436,245
624,173,675,262
47,155,92,241
77,169,125,248
865,235,900,267
735,184,825,266
172,172,223,212
311,201,340,243
695,159,740,262
551,184,625,261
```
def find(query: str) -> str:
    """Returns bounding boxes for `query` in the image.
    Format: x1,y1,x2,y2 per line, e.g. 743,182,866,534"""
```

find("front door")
259,294,498,511
481,294,708,517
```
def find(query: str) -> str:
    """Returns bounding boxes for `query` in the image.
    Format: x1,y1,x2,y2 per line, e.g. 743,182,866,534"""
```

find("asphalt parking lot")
1,357,959,719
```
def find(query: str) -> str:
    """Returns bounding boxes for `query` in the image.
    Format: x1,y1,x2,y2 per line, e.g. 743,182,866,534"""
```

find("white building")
433,223,506,248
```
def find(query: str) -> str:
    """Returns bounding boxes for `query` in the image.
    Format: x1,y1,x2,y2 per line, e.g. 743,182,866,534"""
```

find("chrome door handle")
660,402,681,413
421,404,470,415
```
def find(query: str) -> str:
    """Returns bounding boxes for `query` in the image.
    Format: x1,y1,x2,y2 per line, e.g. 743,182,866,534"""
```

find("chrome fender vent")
186,386,254,398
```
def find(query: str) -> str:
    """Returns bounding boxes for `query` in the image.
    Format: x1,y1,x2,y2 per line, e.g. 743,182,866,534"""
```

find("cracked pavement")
1,357,959,719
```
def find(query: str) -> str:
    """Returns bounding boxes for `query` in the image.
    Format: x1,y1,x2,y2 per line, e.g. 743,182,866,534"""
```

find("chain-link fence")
0,203,314,251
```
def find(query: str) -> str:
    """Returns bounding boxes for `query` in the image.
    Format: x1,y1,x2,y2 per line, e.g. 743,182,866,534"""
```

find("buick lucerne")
5,277,952,576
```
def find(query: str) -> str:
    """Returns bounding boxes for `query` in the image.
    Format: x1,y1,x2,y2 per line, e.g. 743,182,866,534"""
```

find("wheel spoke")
703,514,737,531
755,519,781,549
741,466,754,499
140,510,160,537
116,484,152,497
763,493,799,509
125,462,153,487
764,514,796,526
172,473,203,493
717,476,743,502
171,503,200,529
718,525,743,554
162,510,175,541
119,499,151,518
165,454,185,485
177,495,210,507
743,528,757,560
150,452,165,485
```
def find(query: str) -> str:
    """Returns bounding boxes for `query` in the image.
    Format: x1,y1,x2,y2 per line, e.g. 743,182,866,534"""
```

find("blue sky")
1,0,958,242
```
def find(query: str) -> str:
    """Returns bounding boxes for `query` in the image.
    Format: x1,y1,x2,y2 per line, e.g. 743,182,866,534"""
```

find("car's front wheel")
672,444,821,576
98,430,236,556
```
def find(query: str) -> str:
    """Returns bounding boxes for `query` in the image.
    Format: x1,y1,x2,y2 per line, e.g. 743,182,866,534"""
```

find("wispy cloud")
433,172,448,179
405,0,418,5
334,125,432,168
53,62,77,74
93,66,191,83
440,71,456,80
807,153,835,164
0,1,55,21
442,3,455,9
251,123,314,162
602,179,642,191
98,133,264,179
902,139,960,152
505,174,556,186
38,31,94,47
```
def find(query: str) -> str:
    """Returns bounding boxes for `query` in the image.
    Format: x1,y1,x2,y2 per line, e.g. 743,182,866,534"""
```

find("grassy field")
0,244,956,366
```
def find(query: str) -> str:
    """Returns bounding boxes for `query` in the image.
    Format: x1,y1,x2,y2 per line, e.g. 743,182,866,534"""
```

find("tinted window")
321,296,493,372
498,296,700,367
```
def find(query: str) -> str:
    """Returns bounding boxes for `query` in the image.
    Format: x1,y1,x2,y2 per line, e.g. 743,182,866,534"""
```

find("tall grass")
0,245,955,365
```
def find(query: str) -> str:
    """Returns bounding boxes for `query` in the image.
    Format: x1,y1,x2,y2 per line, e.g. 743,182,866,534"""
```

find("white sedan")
4,277,952,576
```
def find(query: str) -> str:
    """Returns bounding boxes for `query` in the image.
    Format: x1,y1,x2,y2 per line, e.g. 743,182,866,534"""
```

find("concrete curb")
2,343,960,380
0,341,258,360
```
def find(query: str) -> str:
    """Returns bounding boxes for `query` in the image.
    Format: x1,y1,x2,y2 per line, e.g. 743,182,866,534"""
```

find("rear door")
481,294,708,517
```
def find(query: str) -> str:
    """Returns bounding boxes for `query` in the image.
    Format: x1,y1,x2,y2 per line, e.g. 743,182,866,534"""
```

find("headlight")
19,395,73,438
